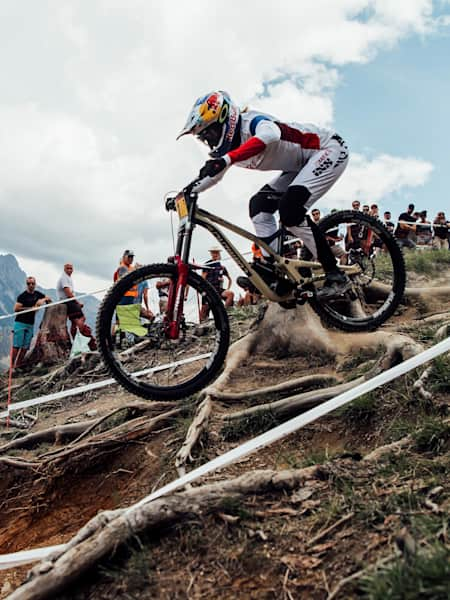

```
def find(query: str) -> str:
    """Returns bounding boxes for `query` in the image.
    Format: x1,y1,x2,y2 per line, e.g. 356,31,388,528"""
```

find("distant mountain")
0,254,100,369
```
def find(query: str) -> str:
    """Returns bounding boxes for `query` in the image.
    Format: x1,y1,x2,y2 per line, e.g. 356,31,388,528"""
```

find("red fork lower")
165,257,188,339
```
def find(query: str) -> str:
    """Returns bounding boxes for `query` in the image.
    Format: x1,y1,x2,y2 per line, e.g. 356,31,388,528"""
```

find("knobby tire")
309,210,406,332
97,263,230,400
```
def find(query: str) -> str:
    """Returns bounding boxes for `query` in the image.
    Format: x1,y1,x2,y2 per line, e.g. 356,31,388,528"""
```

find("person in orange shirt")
114,250,138,305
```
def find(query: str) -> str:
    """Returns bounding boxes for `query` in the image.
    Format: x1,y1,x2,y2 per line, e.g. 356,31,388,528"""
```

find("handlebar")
165,177,202,212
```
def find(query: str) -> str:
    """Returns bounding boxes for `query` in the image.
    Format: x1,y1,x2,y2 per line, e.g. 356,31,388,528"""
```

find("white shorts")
268,135,349,209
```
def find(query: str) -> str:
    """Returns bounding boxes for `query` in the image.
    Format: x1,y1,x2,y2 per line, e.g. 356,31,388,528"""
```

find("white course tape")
0,546,65,571
0,289,107,322
0,336,448,571
0,353,212,419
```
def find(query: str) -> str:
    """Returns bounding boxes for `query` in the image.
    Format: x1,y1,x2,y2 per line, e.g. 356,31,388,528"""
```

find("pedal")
298,290,314,300
295,290,314,305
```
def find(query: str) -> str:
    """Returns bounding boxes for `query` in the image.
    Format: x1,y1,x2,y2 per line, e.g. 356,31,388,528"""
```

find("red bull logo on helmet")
198,92,222,125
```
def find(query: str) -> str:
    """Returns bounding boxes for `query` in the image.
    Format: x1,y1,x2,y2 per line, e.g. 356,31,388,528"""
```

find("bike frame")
164,191,359,338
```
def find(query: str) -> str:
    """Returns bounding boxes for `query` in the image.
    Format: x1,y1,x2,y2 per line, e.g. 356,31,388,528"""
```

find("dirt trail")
0,288,448,599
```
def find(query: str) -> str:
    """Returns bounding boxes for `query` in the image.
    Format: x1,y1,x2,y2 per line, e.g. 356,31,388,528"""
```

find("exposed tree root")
8,423,423,600
0,421,94,453
0,456,40,470
210,373,340,403
435,322,450,341
413,366,433,401
416,311,450,323
215,309,422,422
176,302,424,467
362,436,412,461
39,408,183,466
224,378,364,421
0,407,182,475
0,402,176,454
175,395,212,477
368,281,450,311
206,335,256,395
7,466,322,600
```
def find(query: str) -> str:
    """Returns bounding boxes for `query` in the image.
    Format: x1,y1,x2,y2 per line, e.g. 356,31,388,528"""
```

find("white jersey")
195,110,339,192
234,110,334,171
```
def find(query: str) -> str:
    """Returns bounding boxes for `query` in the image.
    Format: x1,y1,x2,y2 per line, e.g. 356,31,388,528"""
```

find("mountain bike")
97,182,405,400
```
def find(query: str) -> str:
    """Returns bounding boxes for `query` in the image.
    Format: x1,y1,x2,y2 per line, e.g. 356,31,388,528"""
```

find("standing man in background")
200,247,234,321
12,276,51,368
57,263,97,351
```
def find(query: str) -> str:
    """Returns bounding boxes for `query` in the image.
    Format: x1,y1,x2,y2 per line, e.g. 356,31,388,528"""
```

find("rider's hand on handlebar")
199,158,227,179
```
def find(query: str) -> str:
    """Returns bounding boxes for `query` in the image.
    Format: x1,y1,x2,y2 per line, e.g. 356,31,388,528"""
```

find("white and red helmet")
177,91,240,157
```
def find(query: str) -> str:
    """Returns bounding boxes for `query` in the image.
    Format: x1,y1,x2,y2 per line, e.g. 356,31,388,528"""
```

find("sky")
0,0,449,296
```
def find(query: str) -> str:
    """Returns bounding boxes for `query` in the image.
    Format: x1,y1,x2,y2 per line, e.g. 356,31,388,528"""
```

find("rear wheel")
96,263,230,400
308,210,406,331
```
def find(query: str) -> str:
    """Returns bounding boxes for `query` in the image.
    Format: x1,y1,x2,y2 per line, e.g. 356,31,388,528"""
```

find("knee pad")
279,185,311,227
249,184,279,219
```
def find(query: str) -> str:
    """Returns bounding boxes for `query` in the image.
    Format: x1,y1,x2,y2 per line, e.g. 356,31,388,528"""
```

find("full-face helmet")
177,91,240,157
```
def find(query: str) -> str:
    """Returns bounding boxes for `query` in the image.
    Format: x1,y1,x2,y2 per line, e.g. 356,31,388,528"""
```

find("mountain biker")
177,90,351,300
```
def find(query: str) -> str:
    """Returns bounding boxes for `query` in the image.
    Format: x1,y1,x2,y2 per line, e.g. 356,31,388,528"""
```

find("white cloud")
323,153,434,209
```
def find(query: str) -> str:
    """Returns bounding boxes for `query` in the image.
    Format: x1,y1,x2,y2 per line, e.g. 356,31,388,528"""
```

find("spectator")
432,211,449,250
57,263,97,351
200,247,234,321
362,204,370,214
351,200,361,211
12,277,51,368
394,203,416,249
368,204,382,252
135,263,154,321
311,208,321,224
345,211,369,251
416,211,432,247
113,250,138,305
326,209,347,264
156,279,170,313
383,211,395,234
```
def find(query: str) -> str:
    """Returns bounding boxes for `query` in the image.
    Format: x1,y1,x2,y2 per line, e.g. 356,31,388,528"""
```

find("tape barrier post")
0,336,448,571
6,332,14,427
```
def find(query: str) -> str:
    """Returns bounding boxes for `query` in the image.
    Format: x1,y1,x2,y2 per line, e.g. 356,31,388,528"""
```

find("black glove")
199,158,227,179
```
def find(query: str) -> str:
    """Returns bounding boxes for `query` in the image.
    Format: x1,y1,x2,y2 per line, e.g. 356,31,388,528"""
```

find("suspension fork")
165,257,189,339
165,199,196,339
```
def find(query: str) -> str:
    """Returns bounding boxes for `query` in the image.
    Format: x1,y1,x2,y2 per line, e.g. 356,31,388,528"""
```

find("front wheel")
96,263,230,400
308,210,406,332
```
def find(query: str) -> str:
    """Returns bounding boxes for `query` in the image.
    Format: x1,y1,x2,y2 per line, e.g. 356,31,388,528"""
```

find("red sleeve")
227,137,266,164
